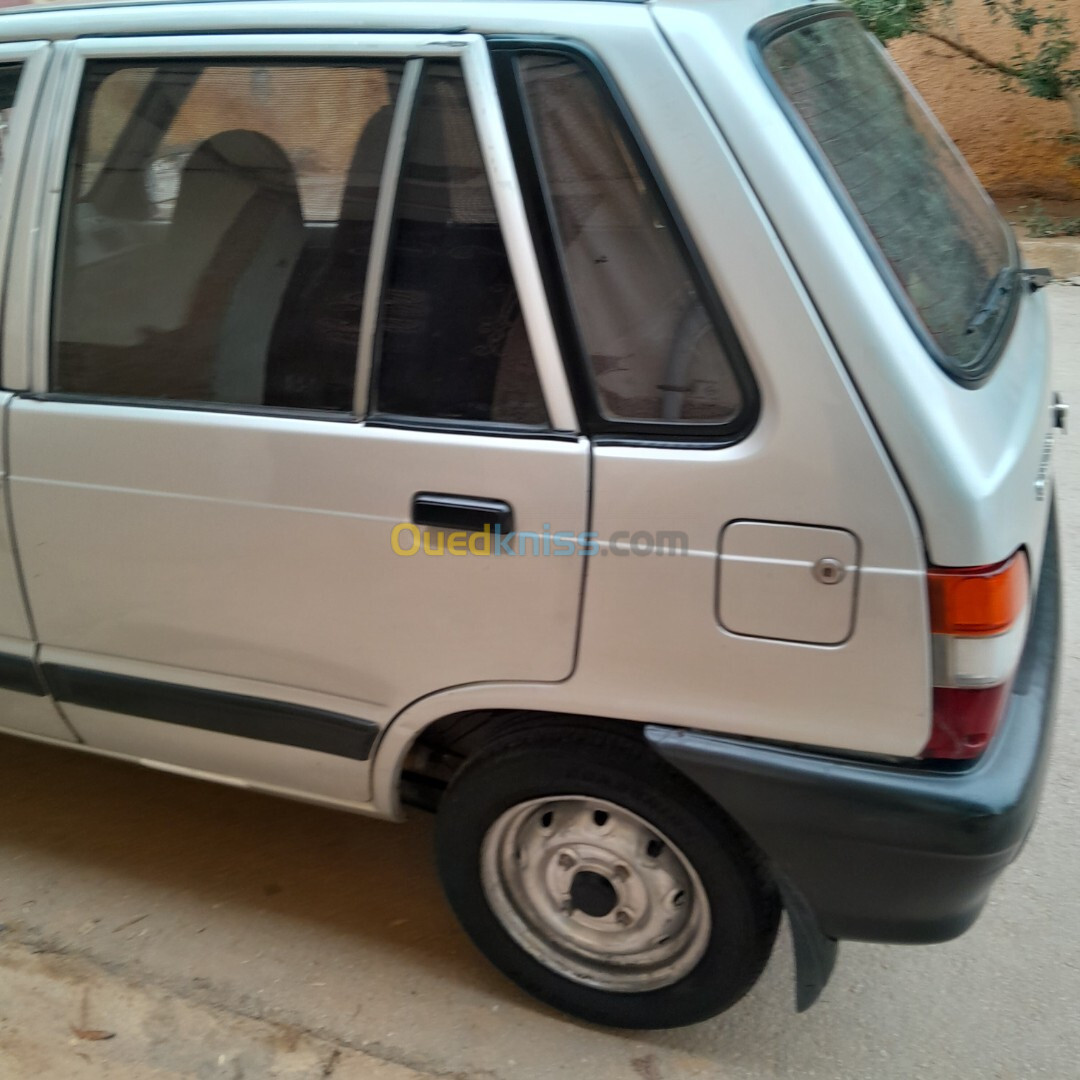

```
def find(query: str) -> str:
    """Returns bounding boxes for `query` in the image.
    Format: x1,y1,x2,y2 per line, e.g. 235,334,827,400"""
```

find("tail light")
922,552,1029,759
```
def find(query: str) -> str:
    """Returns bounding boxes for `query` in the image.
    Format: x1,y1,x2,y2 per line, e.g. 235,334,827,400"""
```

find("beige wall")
890,0,1080,199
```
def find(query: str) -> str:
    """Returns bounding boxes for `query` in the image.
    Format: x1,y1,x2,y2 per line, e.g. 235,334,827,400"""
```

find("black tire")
434,725,780,1029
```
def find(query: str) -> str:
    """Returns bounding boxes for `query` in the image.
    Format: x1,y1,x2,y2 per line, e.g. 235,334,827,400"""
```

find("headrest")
180,129,295,186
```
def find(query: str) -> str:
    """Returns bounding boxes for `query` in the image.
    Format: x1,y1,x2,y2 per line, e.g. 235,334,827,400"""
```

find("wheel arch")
370,684,654,819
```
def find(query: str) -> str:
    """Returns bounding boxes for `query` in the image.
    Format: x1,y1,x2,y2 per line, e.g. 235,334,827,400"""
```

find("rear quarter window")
757,10,1016,383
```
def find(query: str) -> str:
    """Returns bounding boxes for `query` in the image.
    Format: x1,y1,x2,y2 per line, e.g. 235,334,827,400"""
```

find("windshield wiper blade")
966,267,1015,333
1020,267,1053,291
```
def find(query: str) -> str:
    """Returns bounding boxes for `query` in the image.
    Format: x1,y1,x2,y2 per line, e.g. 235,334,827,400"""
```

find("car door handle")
411,493,514,534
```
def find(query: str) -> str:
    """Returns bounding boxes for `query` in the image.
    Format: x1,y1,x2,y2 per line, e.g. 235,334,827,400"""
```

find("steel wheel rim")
480,795,711,992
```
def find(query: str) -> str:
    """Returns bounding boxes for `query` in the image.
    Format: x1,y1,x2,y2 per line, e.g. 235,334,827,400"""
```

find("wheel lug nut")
613,865,630,881
557,852,575,869
615,910,632,927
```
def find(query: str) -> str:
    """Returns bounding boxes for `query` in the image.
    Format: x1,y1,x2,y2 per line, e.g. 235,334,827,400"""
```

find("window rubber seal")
748,5,1021,389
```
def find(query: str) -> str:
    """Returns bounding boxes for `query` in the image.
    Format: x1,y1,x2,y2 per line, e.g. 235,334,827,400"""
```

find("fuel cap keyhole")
812,558,846,585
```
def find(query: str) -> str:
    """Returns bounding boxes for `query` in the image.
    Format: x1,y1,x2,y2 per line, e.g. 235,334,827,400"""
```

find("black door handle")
412,493,514,534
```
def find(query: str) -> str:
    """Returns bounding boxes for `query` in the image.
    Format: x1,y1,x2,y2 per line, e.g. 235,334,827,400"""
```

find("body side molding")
41,664,379,761
0,650,48,696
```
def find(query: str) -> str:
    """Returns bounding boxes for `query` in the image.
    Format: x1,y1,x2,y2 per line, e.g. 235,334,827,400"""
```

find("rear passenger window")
517,54,743,427
0,64,23,173
53,60,402,411
372,62,547,426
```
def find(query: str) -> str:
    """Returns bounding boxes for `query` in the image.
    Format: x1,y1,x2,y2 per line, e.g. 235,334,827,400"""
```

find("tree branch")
915,28,1024,81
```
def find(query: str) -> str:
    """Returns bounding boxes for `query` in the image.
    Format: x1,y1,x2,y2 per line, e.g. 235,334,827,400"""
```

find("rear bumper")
647,510,1061,944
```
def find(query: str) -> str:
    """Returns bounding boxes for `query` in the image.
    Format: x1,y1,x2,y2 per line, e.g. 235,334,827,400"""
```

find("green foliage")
1008,23,1077,100
847,0,1080,101
1021,201,1080,235
846,0,932,41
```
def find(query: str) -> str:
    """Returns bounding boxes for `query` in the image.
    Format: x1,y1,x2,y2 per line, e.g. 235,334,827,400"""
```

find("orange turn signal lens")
928,552,1029,638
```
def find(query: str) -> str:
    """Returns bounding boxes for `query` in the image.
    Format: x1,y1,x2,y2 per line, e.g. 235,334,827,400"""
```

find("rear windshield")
759,11,1015,382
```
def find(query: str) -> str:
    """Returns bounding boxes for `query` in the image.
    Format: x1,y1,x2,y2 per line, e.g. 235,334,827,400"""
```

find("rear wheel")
434,727,779,1028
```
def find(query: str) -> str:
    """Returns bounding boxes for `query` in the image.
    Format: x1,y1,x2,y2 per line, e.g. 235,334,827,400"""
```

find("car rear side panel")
655,0,1056,578
0,0,938,764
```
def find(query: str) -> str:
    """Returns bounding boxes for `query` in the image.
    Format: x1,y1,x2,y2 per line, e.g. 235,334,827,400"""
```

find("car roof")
0,0,731,47
0,0,648,14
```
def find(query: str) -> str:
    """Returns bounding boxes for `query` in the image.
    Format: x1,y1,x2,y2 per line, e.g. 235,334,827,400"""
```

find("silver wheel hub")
480,796,711,992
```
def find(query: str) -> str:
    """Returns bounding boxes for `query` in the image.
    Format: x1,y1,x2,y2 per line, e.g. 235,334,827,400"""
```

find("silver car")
0,0,1062,1029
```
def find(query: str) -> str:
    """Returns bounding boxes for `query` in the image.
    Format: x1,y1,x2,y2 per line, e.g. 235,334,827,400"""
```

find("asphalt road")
1,287,1078,1079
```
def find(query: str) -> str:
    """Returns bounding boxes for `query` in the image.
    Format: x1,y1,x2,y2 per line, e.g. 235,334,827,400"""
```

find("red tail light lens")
925,684,1010,760
923,551,1028,761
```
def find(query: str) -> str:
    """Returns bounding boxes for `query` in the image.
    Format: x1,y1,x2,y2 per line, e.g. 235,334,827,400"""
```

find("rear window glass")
760,12,1015,382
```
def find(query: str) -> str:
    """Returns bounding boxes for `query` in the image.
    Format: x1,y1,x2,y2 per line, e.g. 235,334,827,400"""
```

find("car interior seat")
57,128,305,404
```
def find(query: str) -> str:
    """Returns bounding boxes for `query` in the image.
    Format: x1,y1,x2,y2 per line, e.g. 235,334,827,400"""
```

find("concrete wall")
889,0,1080,199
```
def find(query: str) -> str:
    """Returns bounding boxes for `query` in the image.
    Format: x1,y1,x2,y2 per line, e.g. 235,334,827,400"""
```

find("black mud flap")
779,877,838,1012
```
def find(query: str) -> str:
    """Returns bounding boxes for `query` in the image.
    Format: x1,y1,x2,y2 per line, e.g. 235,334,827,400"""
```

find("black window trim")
488,36,760,447
750,5,1021,389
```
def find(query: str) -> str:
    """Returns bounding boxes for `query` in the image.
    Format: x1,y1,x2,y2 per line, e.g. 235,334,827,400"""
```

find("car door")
0,40,78,742
3,34,587,807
